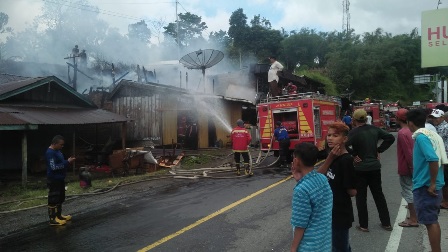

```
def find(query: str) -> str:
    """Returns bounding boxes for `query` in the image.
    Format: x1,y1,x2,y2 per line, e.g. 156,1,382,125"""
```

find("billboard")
421,8,448,68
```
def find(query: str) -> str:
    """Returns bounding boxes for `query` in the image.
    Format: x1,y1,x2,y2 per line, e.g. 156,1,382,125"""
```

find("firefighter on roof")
231,119,252,176
286,82,297,95
274,121,290,168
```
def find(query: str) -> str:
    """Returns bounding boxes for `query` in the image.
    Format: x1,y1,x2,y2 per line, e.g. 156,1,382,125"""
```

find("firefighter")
72,45,79,57
286,82,297,95
186,120,198,150
79,49,87,68
231,119,252,176
274,121,290,168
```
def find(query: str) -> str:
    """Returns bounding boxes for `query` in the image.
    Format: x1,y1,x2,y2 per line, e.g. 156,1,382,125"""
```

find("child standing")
318,122,357,251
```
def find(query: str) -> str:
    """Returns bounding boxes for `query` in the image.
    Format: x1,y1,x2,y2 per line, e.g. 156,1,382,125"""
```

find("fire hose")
169,135,281,179
0,136,284,213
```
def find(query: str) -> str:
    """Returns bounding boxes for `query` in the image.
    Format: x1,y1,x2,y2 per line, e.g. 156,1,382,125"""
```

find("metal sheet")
0,106,129,125
0,77,47,95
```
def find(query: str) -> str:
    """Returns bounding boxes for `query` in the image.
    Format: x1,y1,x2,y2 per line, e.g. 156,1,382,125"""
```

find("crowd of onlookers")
290,106,447,252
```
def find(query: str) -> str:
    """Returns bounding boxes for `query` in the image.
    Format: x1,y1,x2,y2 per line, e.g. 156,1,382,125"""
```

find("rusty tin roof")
0,106,129,125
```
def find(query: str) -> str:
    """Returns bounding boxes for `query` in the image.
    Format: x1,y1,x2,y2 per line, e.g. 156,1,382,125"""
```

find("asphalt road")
0,134,429,251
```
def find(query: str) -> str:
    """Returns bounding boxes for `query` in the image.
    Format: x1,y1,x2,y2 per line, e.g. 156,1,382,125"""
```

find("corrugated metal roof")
0,112,29,124
109,79,190,99
0,77,47,96
0,106,130,125
0,73,31,85
0,76,96,108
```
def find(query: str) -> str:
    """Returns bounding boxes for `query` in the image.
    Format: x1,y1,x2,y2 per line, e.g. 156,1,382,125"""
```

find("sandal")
380,224,393,231
356,225,369,232
398,221,419,227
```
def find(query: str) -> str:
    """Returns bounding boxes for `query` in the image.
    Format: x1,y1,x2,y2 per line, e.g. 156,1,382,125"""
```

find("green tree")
228,8,249,50
209,30,231,48
0,12,12,34
128,20,151,44
281,28,328,70
227,9,282,61
163,12,208,47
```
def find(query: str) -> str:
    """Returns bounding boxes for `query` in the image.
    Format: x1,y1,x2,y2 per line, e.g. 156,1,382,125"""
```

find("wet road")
0,135,427,251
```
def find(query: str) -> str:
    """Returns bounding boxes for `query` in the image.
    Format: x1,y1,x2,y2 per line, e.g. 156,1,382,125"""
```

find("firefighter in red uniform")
231,119,252,176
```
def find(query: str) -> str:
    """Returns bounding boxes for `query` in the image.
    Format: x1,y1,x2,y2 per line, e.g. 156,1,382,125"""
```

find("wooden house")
109,79,253,149
0,74,129,185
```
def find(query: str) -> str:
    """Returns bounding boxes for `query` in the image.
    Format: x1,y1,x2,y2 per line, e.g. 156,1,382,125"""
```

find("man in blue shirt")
46,135,76,226
274,121,290,168
290,142,332,251
342,111,352,130
407,109,445,252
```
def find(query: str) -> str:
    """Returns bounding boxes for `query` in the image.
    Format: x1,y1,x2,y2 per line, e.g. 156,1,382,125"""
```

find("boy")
318,122,357,251
290,143,332,251
407,109,446,252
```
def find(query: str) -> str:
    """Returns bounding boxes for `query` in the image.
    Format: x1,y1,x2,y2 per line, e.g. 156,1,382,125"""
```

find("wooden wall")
112,94,162,144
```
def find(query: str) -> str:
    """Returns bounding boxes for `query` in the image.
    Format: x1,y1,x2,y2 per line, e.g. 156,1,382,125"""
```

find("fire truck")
383,102,401,131
425,102,448,109
257,92,341,152
353,101,385,129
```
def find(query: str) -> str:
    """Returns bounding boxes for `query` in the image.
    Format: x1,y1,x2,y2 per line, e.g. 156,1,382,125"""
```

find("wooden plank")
21,132,27,187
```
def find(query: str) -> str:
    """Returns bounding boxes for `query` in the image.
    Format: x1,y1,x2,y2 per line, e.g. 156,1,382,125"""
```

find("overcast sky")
0,0,445,42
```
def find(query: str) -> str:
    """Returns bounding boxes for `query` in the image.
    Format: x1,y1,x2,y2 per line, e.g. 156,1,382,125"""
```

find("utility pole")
176,0,180,60
64,54,79,91
64,54,93,91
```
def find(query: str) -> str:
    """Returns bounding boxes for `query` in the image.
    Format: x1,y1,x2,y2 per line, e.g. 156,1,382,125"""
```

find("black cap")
276,121,282,126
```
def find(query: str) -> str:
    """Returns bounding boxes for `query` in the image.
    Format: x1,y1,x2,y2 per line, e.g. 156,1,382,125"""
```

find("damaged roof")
109,79,190,99
0,73,30,85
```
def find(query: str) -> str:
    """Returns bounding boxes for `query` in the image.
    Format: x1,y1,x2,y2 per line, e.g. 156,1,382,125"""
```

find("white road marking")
385,198,408,252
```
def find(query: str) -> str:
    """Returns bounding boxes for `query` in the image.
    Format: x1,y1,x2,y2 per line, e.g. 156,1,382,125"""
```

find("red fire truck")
257,92,341,152
353,101,385,129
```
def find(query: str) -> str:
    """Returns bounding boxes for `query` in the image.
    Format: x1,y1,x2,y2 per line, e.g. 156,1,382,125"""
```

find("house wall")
198,100,243,148
161,95,179,145
112,95,162,144
110,84,248,149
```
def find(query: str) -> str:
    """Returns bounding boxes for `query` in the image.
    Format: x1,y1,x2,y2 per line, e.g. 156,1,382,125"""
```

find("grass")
0,150,232,212
0,169,170,212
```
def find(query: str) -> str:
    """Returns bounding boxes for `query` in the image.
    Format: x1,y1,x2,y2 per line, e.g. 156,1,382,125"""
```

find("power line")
177,1,189,13
41,0,162,23
93,1,173,4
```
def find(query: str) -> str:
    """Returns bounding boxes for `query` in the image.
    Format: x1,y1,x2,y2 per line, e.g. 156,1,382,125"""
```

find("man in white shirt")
366,114,372,125
268,56,283,97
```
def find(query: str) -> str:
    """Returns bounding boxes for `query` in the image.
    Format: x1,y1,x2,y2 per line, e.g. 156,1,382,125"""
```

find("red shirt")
397,127,413,176
231,126,251,152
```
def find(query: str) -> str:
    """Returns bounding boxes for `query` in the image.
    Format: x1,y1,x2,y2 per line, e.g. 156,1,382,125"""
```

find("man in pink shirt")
396,109,419,227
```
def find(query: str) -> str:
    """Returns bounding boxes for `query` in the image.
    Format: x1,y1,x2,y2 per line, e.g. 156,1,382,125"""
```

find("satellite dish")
179,49,224,92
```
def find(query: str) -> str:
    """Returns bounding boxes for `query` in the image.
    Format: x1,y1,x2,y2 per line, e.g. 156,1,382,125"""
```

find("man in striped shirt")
290,142,333,252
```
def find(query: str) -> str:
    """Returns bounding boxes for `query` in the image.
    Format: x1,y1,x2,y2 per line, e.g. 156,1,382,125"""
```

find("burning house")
108,79,253,149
